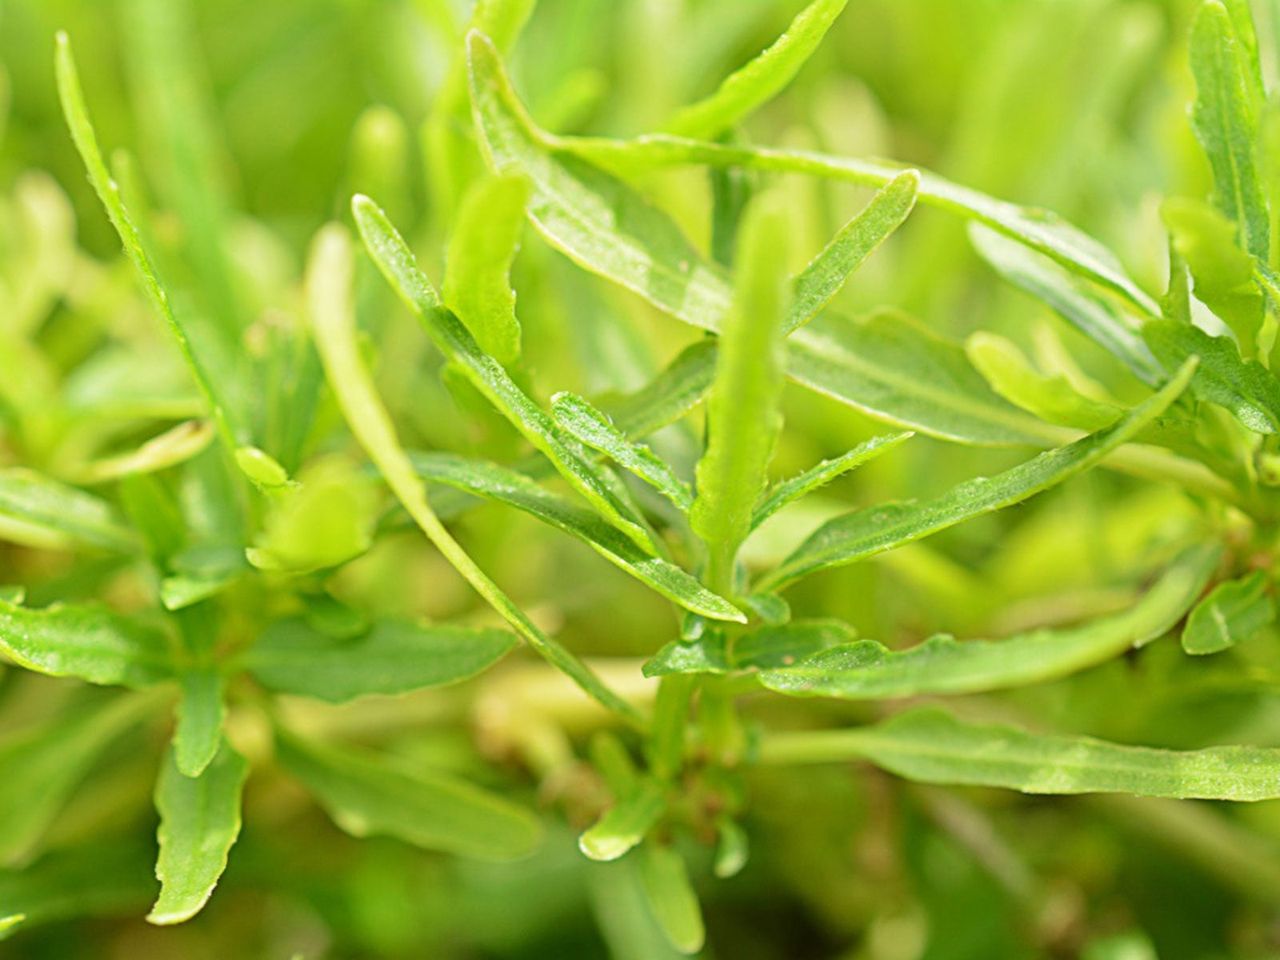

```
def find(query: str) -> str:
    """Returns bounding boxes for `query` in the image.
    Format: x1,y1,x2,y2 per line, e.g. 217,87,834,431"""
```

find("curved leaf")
0,469,136,553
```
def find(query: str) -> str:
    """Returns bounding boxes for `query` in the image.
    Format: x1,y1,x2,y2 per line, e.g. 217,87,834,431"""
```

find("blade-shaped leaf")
751,432,912,529
0,599,173,688
757,359,1198,591
579,778,666,862
644,619,857,677
786,170,919,334
1142,319,1280,434
55,33,246,450
0,468,136,553
760,707,1280,801
760,544,1220,697
1190,0,1269,264
408,453,743,621
353,195,654,552
308,225,640,722
1182,570,1275,654
663,0,849,140
443,173,529,365
0,694,158,865
638,842,705,955
692,197,791,590
148,741,248,925
173,668,224,778
551,393,693,512
276,729,542,860
246,615,517,702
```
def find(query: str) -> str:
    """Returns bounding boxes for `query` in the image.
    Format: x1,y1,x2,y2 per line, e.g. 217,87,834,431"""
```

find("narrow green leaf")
588,860,687,960
0,599,173,688
76,420,215,485
0,694,158,865
0,468,136,553
352,194,654,552
760,707,1280,801
173,669,224,778
1142,319,1280,434
54,33,245,450
969,225,1163,385
579,778,666,862
752,432,912,530
551,393,694,512
276,729,542,860
148,741,248,925
664,0,848,140
308,224,641,723
713,817,749,879
1182,570,1275,654
0,916,23,936
757,359,1198,591
966,332,1122,430
443,173,530,365
246,616,516,702
786,170,919,334
644,618,857,677
761,544,1220,697
692,198,791,590
1190,0,1270,264
638,842,705,955
1162,198,1264,354
408,453,743,621
602,341,719,440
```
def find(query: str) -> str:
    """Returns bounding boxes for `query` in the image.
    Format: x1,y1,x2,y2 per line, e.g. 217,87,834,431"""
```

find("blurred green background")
2,0,1279,957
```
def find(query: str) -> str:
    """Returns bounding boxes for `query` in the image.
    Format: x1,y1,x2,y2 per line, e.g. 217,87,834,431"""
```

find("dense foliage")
2,0,1280,956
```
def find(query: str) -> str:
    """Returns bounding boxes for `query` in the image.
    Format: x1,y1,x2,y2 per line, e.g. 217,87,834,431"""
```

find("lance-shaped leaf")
756,359,1198,591
0,468,136,553
760,707,1280,801
692,197,791,590
969,226,1163,385
407,453,743,621
309,224,640,722
352,194,654,552
1182,570,1275,655
0,599,174,689
787,170,918,334
752,432,912,529
966,332,1122,430
148,741,248,925
276,729,542,860
579,778,666,862
245,615,518,703
443,173,530,365
644,619,857,677
0,694,158,865
663,0,849,140
55,33,245,450
1142,319,1280,434
173,669,224,778
551,393,693,512
760,544,1220,697
638,842,705,955
1190,0,1269,264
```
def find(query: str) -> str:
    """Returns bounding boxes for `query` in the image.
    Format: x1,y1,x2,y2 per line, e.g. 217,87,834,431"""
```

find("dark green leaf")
644,618,857,677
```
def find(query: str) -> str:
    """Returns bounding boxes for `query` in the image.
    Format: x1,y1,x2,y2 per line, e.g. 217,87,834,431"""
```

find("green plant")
3,0,1280,956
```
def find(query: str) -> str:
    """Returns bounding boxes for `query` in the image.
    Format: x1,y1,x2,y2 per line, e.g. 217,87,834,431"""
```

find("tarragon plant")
2,0,1280,955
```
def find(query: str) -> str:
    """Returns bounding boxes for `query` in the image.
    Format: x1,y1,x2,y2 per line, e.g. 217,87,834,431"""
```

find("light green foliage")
0,599,173,688
763,708,1280,801
276,730,543,860
1182,569,1275,654
664,0,848,139
245,616,517,702
444,174,530,365
149,742,247,924
761,544,1219,696
691,197,791,591
9,2,1280,954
